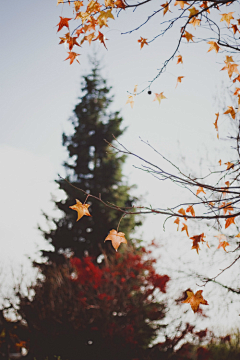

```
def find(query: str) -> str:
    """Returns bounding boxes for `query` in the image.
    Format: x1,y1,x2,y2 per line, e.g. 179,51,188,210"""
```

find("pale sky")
1,0,239,334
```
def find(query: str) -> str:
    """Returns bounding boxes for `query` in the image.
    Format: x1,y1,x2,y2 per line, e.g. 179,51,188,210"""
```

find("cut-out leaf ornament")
105,229,127,251
69,199,91,221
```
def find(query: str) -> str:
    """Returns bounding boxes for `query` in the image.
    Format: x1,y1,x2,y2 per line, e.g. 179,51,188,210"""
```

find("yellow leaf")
153,92,167,104
188,7,198,17
69,199,91,221
161,2,170,16
225,161,234,170
207,41,220,53
126,95,134,108
182,31,194,42
220,12,234,27
189,17,201,28
105,229,127,251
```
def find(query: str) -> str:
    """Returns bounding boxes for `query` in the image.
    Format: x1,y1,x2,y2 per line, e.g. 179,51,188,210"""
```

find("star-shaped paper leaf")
69,199,91,221
153,92,167,104
105,229,127,251
182,289,208,312
225,216,235,229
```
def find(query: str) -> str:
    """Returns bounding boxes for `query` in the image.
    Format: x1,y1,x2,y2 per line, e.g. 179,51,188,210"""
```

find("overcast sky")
1,0,239,333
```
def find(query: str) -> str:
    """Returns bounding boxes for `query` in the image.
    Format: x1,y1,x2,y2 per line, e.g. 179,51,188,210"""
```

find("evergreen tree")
41,60,141,263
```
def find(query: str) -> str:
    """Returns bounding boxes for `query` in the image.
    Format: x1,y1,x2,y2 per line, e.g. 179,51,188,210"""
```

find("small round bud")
148,90,152,95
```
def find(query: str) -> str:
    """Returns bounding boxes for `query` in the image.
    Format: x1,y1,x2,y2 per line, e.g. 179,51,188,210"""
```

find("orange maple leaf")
176,55,183,64
93,31,107,48
174,1,189,9
186,205,195,217
189,17,201,28
138,37,148,49
190,233,205,254
65,51,80,64
181,223,189,237
105,229,127,251
220,12,234,27
196,187,206,195
67,36,80,50
217,240,230,252
225,216,235,229
207,41,220,53
182,31,194,42
219,202,233,215
69,199,91,220
174,217,180,230
87,0,102,13
219,159,221,166
233,75,240,83
188,7,198,17
126,95,134,108
200,1,210,13
233,88,240,96
153,92,167,104
161,2,170,16
97,9,114,28
115,0,126,9
231,24,239,34
221,62,239,79
57,17,72,32
178,207,187,219
224,106,236,119
182,290,208,313
176,76,184,88
225,161,234,170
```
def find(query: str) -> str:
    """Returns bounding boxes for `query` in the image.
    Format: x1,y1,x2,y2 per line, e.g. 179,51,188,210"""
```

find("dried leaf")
138,37,148,49
126,95,134,108
153,92,167,104
220,12,234,27
207,41,220,53
182,289,208,312
181,223,189,237
196,187,206,195
176,55,183,64
225,216,235,229
182,31,194,42
105,229,127,251
69,199,91,220
186,205,195,217
176,76,184,88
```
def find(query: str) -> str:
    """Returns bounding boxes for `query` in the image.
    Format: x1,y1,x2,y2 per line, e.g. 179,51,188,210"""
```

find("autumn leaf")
85,32,96,44
182,289,208,312
174,217,180,230
176,55,183,64
220,12,234,27
65,51,80,64
115,0,126,9
219,159,221,166
189,17,201,28
93,31,107,48
105,0,115,6
178,207,187,219
74,1,83,12
57,17,72,32
190,233,205,254
231,24,239,34
87,0,102,13
225,216,235,229
217,240,230,252
220,202,233,215
181,223,189,237
67,36,80,50
182,31,194,42
133,84,138,95
57,0,64,5
213,112,219,138
105,229,127,251
138,37,148,49
174,1,189,9
235,233,240,238
200,1,210,13
188,7,198,17
97,9,114,27
196,187,206,195
225,161,234,170
233,75,240,83
207,41,220,53
233,88,240,96
161,2,170,16
176,76,184,88
186,205,195,217
69,199,91,220
224,106,236,119
153,92,167,104
126,95,134,108
221,61,239,79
